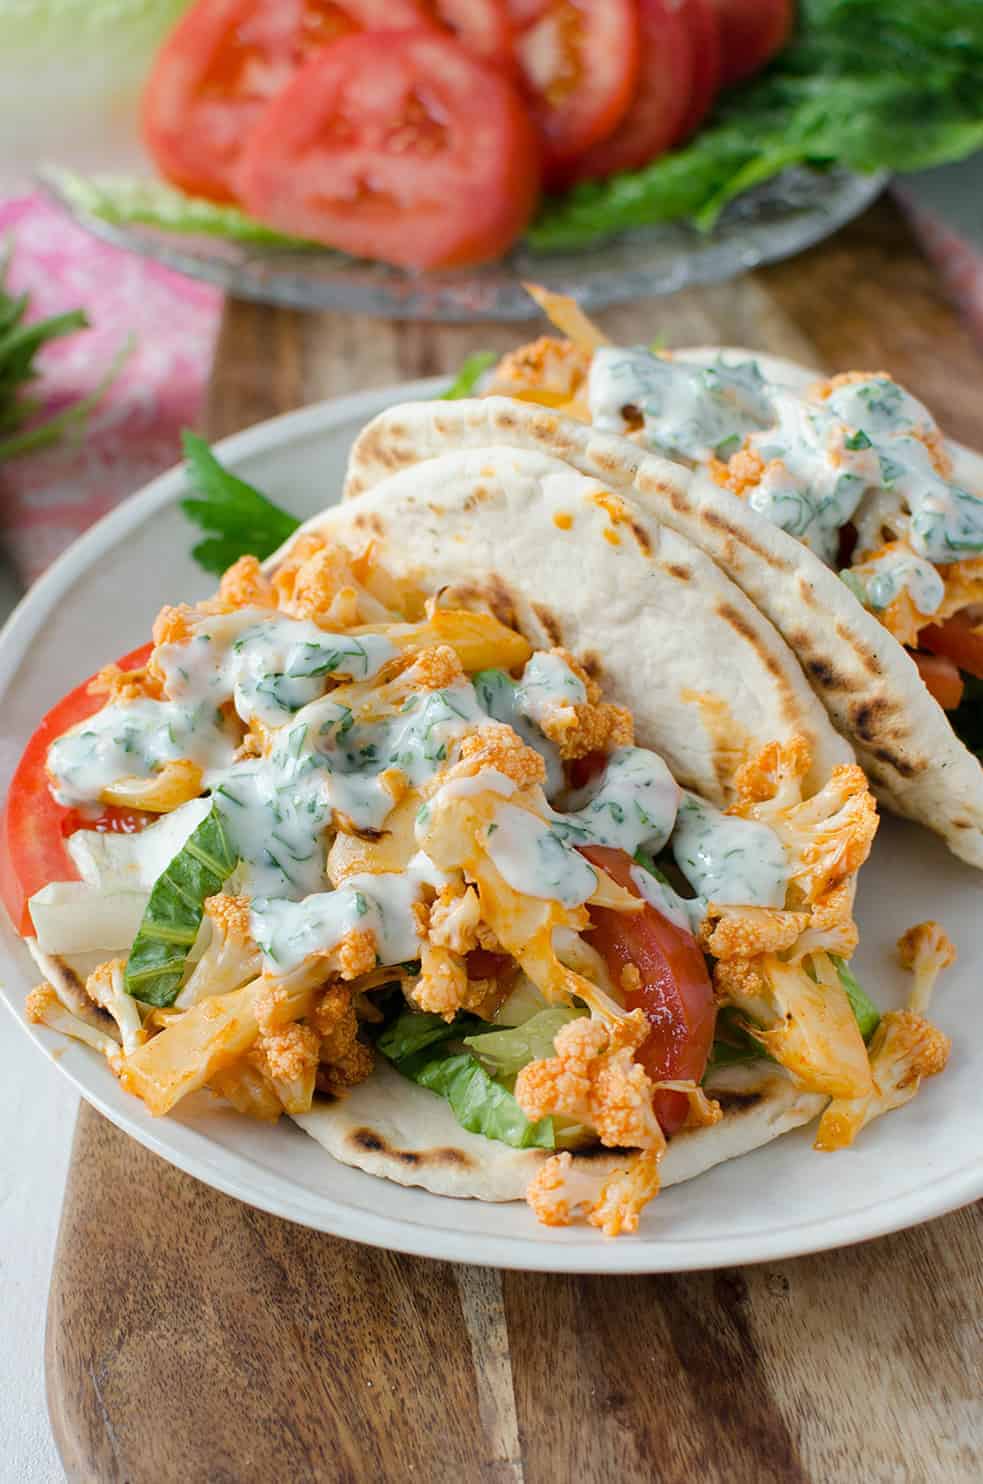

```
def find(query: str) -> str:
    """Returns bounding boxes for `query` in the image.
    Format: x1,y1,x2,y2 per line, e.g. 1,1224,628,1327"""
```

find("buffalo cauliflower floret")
215,555,275,612
700,905,809,960
526,648,634,761
251,1022,320,1114
731,740,878,908
178,894,262,1007
525,1147,663,1235
451,723,547,790
270,532,326,609
710,444,768,497
26,983,121,1062
515,1010,663,1150
715,950,873,1100
815,1009,951,1151
309,984,376,1092
87,958,146,1056
89,661,161,703
897,921,956,1015
428,885,482,955
488,336,593,408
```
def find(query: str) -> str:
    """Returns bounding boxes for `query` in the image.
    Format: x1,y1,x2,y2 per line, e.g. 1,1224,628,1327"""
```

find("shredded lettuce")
180,431,300,575
463,1007,584,1078
125,803,238,1007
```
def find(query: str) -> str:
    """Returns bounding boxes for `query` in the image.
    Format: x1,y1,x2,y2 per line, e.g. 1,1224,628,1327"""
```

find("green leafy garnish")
180,431,300,575
831,954,881,1041
45,170,315,248
379,1007,555,1149
125,804,238,1007
462,1008,584,1078
0,242,129,462
704,1007,774,1075
442,352,495,401
529,0,983,248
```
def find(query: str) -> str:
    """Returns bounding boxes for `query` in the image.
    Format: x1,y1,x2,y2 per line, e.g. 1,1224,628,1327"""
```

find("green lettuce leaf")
462,1007,584,1077
378,1007,555,1149
831,954,881,1041
125,803,238,1007
529,0,983,248
949,675,983,759
45,170,313,247
180,431,300,575
441,352,495,401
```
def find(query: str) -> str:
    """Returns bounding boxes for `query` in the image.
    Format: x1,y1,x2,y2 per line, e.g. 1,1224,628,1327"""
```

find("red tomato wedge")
918,612,983,682
567,0,693,184
238,31,541,269
507,0,640,187
1,645,154,937
579,845,716,1137
418,0,514,66
142,0,427,201
674,0,722,140
710,0,793,89
913,651,965,712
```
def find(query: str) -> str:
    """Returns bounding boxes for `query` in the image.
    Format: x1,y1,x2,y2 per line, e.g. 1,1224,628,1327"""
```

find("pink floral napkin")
0,194,220,586
1,188,981,590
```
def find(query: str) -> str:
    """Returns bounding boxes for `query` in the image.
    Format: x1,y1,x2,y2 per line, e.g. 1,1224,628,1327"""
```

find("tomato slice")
142,0,427,201
238,31,541,269
710,0,793,89
507,0,640,187
918,612,983,682
418,0,514,66
913,651,965,711
567,0,693,184
674,0,722,140
0,644,153,936
579,845,716,1137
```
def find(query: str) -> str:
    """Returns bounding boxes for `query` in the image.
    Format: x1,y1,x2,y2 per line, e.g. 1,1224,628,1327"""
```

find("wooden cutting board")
46,198,983,1484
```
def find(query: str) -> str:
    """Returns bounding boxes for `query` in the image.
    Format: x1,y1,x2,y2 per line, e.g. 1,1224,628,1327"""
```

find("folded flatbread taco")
344,340,983,870
6,441,952,1237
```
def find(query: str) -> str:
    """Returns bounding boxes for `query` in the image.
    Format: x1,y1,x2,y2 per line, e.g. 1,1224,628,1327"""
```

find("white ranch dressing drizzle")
741,374,983,568
472,664,565,796
588,346,774,462
47,697,238,807
485,747,681,906
671,793,788,908
629,863,705,936
156,607,396,730
250,856,442,974
484,803,599,908
856,548,944,616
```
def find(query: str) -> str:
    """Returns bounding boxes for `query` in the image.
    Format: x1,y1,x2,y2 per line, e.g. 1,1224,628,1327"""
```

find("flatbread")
342,377,983,868
294,1057,827,1202
278,444,850,805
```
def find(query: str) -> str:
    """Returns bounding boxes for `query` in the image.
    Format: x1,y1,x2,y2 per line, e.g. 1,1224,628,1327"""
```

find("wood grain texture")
48,196,983,1484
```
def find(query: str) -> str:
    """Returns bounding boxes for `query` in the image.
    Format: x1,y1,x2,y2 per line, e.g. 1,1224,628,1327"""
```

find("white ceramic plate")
1,379,980,1273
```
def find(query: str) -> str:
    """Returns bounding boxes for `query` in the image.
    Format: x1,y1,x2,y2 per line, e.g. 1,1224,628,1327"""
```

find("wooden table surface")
46,198,983,1484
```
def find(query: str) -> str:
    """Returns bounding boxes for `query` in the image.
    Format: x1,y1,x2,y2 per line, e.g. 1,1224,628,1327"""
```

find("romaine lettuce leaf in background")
0,1,191,192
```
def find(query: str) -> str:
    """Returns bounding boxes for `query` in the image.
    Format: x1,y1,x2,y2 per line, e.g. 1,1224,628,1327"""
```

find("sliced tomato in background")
918,613,983,681
507,0,640,187
418,0,514,67
579,845,716,1137
238,31,541,269
1,644,154,937
913,651,965,711
567,0,693,184
142,0,428,201
710,0,794,89
674,0,721,140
